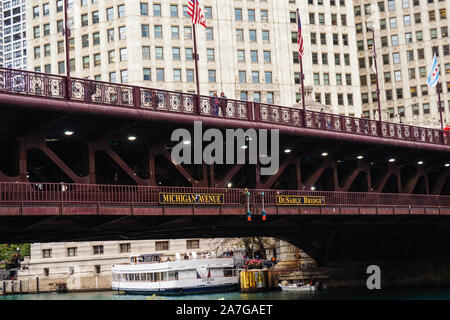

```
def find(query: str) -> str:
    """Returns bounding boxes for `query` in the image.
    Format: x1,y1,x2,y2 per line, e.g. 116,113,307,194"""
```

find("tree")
239,237,275,259
0,244,30,269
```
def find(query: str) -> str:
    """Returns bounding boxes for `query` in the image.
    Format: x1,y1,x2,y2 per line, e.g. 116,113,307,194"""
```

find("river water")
1,288,450,300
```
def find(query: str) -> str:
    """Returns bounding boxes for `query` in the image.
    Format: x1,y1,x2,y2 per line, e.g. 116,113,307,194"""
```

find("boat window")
161,272,168,281
138,256,145,263
168,271,178,281
224,268,234,277
155,273,160,281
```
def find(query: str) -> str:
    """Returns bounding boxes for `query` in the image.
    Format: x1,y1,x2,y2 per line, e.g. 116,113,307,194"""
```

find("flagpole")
63,0,71,99
193,23,201,113
372,28,382,132
434,47,444,132
297,9,306,127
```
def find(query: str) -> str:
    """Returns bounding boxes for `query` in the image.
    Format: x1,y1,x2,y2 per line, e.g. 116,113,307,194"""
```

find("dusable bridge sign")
275,195,325,206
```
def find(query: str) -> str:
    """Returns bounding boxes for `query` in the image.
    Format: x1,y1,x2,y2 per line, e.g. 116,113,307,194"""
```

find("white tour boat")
111,252,242,295
279,281,317,292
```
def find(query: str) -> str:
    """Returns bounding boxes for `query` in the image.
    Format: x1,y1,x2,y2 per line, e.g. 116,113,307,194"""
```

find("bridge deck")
0,67,448,148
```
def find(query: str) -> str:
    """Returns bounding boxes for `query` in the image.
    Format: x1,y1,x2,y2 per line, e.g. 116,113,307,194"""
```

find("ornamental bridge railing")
1,182,450,208
0,67,448,145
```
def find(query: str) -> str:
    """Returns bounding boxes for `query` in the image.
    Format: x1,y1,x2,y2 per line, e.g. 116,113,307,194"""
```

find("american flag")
297,9,304,58
187,0,207,28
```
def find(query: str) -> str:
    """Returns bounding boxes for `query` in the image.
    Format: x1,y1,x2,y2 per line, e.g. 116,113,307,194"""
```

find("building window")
155,241,169,251
120,48,127,61
107,29,114,42
237,50,245,62
81,14,88,27
44,44,51,57
172,47,181,60
206,28,214,40
107,7,114,20
155,25,162,38
186,240,200,250
207,48,215,61
170,4,178,17
156,68,165,81
239,71,246,83
156,47,163,60
153,4,161,16
110,72,117,82
92,11,99,24
108,50,115,63
67,247,77,257
235,8,242,20
237,29,244,41
173,69,181,82
119,26,126,39
93,32,100,45
186,69,194,82
43,3,50,16
120,243,131,253
143,68,151,81
94,54,101,66
185,48,193,60
121,70,128,83
34,46,40,59
264,51,271,63
42,249,52,258
140,3,148,15
262,30,270,42
118,5,125,18
265,71,272,84
142,24,149,37
171,26,179,39
204,6,212,19
93,245,104,255
44,268,49,276
208,70,216,83
33,6,39,18
95,265,101,274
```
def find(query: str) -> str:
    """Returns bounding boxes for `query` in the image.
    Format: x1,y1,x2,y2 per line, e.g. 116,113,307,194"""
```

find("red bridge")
1,67,450,265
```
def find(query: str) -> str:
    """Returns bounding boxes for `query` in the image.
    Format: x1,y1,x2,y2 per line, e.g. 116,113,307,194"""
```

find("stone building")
26,0,362,116
355,0,450,127
2,0,27,69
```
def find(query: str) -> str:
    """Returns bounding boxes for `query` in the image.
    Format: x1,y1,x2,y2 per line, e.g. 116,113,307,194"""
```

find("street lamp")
394,104,414,124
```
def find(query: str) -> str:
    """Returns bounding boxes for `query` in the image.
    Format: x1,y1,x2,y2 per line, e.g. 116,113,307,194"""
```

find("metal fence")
1,182,449,207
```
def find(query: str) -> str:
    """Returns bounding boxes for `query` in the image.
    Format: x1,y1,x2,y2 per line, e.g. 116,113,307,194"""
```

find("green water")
2,288,450,300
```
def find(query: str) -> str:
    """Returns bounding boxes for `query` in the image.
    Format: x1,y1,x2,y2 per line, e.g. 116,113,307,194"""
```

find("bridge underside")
2,215,450,266
0,102,449,195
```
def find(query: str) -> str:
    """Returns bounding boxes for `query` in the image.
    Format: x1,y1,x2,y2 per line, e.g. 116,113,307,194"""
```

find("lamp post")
370,28,383,133
395,104,414,124
63,0,71,98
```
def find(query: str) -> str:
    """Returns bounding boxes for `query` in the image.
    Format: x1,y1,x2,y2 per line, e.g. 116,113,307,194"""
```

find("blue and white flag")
427,54,439,87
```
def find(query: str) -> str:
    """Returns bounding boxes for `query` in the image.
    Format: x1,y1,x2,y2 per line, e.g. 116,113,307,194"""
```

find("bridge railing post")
133,87,141,108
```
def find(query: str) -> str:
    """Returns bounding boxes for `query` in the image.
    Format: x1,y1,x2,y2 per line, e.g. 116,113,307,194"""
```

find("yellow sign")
275,195,325,206
159,193,224,205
